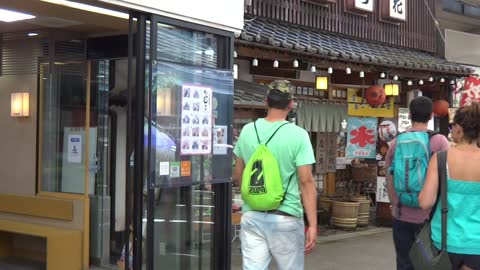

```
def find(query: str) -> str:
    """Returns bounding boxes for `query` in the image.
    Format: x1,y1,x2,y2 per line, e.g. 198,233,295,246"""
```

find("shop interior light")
40,0,129,19
360,71,365,78
273,60,279,68
429,77,433,82
311,65,317,73
384,83,399,96
252,58,258,67
293,60,299,68
419,80,424,85
328,67,333,74
380,72,386,78
440,78,445,83
393,75,399,81
233,64,238,79
408,80,413,86
346,67,351,74
316,76,328,90
11,92,30,117
0,8,35,22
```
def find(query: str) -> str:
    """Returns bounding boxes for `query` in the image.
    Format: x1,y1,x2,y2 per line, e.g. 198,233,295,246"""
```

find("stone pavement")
232,229,395,270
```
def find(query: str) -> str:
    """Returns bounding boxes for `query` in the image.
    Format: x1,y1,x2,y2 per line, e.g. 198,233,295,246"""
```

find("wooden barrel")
331,201,359,229
350,197,370,227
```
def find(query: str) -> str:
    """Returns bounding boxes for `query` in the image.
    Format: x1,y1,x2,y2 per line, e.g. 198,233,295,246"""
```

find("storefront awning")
238,17,472,76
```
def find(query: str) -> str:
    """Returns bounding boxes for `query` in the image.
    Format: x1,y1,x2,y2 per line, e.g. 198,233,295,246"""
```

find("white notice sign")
376,177,390,203
67,135,82,163
355,0,374,12
159,162,170,176
389,0,406,21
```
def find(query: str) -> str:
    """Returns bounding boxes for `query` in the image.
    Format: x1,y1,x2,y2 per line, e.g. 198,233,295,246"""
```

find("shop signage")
454,76,480,108
381,0,407,21
347,88,394,118
376,177,390,203
180,85,213,155
397,108,411,133
346,117,378,159
346,0,374,13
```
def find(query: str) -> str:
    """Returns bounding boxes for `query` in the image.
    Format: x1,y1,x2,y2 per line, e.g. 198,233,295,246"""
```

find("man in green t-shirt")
233,80,317,270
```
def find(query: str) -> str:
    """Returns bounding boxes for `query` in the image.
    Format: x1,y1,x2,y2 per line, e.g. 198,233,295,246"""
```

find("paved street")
232,231,395,270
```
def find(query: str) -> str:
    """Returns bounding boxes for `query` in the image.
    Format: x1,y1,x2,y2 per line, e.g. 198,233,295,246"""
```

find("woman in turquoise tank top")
419,102,480,270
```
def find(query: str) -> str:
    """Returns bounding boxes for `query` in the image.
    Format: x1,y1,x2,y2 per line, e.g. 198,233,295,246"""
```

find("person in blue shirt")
419,102,480,270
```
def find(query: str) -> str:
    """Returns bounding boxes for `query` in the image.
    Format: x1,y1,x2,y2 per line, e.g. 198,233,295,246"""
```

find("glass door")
133,14,235,270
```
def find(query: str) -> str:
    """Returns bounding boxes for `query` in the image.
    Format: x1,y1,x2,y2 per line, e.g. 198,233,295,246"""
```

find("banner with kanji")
347,88,394,117
453,76,480,108
346,117,378,159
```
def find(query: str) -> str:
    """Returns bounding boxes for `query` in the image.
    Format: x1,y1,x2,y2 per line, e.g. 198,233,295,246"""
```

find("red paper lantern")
433,100,449,117
365,85,386,107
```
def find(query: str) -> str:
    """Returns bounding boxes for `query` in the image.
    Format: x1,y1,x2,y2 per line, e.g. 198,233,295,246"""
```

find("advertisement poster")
376,177,390,203
180,85,213,155
213,125,228,155
67,134,82,163
346,117,378,159
347,88,394,118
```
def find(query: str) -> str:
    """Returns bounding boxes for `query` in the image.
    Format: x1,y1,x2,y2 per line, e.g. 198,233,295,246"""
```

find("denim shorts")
240,211,305,270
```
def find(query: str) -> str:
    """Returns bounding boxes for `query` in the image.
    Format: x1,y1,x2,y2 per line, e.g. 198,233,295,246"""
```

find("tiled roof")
238,17,472,75
234,80,266,107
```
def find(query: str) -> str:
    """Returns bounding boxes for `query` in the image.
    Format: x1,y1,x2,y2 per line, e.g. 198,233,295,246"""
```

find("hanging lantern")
365,85,386,107
433,100,450,117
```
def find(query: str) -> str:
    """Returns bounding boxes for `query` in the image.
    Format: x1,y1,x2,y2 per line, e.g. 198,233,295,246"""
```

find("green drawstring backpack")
241,121,292,211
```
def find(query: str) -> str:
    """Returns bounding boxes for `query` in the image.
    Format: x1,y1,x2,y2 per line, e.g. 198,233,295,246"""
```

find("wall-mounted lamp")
234,51,237,58
293,60,299,68
346,67,351,74
380,72,386,78
316,76,328,90
359,71,365,78
310,65,316,73
407,80,413,86
273,60,279,68
11,92,29,117
440,78,445,83
328,67,333,74
233,64,238,79
450,80,455,85
384,83,399,96
429,77,433,82
252,58,258,67
393,75,399,81
419,80,424,85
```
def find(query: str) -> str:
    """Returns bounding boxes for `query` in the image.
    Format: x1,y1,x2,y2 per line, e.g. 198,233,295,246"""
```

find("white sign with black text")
355,0,374,12
389,0,406,20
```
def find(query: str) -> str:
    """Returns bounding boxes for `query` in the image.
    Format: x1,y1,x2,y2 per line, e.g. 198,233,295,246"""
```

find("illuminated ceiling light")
310,65,317,73
408,80,413,86
440,78,445,83
429,77,433,82
380,72,386,78
346,67,351,74
0,8,35,22
393,75,399,81
450,80,455,85
293,60,299,68
328,67,333,74
28,32,38,37
419,80,424,85
273,60,279,68
252,58,258,67
360,71,365,78
234,51,237,58
40,0,129,19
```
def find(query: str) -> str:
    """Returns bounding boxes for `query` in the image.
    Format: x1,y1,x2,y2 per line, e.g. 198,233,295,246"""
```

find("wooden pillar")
325,172,336,197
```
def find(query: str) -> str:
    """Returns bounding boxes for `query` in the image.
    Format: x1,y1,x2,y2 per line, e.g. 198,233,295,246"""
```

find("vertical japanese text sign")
390,0,406,20
355,0,374,12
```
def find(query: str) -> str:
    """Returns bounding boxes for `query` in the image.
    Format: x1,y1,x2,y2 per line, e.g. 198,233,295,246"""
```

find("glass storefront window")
39,61,91,194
